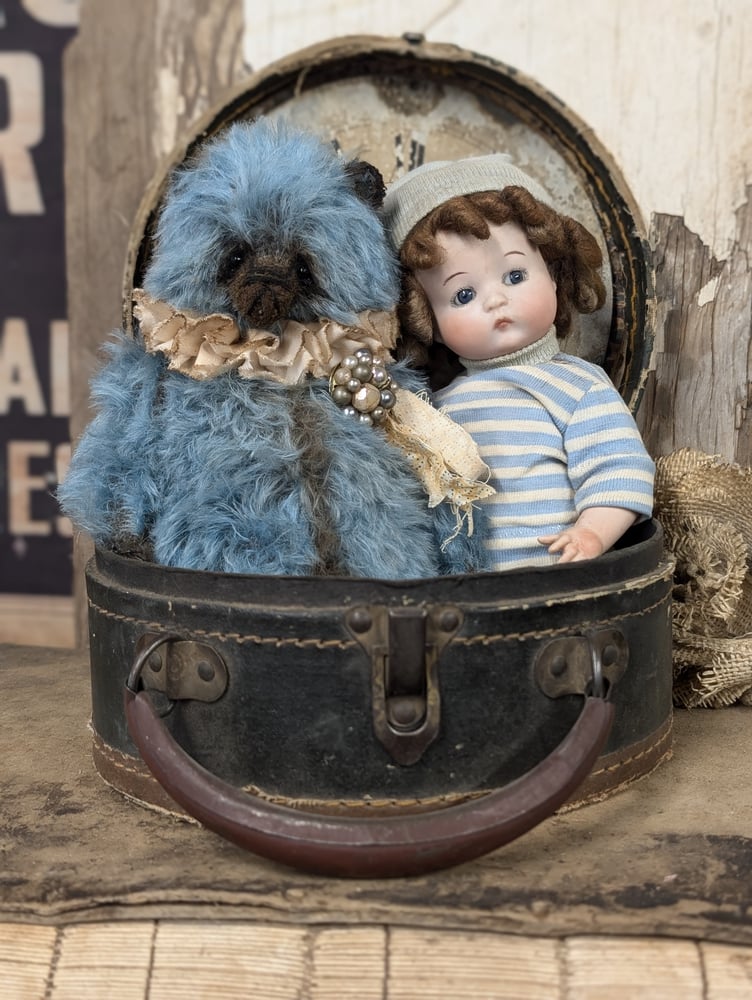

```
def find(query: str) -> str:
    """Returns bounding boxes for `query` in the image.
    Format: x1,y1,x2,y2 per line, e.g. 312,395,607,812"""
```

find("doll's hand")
538,507,638,564
538,527,605,563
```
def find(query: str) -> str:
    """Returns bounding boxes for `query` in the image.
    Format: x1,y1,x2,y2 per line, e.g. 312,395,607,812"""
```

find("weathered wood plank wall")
242,0,752,464
65,0,752,634
64,0,248,638
65,0,247,444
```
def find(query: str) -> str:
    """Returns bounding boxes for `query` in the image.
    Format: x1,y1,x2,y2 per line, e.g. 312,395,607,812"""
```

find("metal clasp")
535,628,628,699
131,633,229,703
345,604,462,765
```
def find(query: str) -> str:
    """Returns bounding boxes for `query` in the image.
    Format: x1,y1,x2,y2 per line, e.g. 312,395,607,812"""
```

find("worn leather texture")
86,519,673,812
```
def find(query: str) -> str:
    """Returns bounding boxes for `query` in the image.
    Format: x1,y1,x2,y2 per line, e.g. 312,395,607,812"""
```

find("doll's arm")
538,506,638,563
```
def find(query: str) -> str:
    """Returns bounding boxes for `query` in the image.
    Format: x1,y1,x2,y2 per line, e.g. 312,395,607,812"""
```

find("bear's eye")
295,254,315,289
217,243,247,284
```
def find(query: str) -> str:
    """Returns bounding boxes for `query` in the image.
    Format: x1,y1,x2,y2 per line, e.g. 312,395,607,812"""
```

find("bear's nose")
246,283,294,328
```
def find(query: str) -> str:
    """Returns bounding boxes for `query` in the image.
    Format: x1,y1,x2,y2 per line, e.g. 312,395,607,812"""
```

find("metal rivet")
349,609,372,633
602,644,618,666
550,654,568,677
197,660,215,683
388,696,424,731
439,609,460,632
148,653,163,672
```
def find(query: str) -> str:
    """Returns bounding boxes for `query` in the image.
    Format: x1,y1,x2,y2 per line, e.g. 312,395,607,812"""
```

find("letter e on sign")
8,440,52,536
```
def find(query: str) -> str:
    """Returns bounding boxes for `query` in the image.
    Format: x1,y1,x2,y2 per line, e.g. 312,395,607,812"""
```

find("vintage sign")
0,0,78,593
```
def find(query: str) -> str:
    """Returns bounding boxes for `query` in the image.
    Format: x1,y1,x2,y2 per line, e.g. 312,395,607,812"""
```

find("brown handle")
123,684,613,878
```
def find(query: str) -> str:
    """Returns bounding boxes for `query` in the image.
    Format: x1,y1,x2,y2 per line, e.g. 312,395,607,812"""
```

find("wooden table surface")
2,642,750,999
3,920,752,999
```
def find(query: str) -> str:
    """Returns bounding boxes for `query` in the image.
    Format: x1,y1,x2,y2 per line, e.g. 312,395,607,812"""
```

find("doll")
59,118,490,578
384,154,655,571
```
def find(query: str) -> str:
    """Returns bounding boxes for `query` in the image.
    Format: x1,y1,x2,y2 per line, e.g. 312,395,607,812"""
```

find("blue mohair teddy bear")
59,118,490,578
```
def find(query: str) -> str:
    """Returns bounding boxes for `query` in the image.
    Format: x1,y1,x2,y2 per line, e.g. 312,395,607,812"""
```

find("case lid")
124,34,653,413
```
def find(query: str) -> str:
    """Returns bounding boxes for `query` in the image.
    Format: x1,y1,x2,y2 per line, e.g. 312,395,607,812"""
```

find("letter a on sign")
0,318,46,414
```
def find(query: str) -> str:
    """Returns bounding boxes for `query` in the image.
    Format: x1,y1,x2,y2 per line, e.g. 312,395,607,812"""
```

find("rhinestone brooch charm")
329,349,396,426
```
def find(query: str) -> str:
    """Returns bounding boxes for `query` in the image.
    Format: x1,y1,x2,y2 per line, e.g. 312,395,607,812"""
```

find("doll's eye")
451,287,475,307
503,268,528,286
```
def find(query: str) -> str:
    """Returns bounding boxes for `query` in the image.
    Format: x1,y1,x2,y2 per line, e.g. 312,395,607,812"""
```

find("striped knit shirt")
433,328,655,571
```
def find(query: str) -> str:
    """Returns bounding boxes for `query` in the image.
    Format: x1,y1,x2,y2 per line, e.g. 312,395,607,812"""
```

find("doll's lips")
494,317,512,329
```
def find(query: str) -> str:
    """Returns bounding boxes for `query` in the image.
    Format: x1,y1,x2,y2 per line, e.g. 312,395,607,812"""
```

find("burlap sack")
655,449,752,707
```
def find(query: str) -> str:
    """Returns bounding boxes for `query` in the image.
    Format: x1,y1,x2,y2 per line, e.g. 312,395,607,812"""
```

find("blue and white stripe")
434,334,654,571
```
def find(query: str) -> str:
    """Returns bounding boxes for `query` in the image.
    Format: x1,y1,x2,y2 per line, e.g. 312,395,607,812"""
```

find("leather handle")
123,685,614,878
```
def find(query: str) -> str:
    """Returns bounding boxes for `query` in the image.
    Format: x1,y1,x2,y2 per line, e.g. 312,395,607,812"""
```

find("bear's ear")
343,159,387,209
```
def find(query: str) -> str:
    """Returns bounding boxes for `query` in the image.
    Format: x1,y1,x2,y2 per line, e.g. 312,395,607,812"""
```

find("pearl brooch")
329,349,396,426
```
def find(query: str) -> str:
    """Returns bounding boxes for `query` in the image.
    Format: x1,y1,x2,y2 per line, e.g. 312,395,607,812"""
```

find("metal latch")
345,604,462,765
535,628,628,699
134,633,228,703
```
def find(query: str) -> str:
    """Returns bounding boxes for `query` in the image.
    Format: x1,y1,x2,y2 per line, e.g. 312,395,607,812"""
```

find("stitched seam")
587,722,672,778
94,746,149,776
94,724,672,794
88,590,668,649
455,592,670,645
96,719,672,782
88,598,355,650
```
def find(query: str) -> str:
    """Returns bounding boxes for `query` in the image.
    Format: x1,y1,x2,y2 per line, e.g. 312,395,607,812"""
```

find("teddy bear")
59,118,490,578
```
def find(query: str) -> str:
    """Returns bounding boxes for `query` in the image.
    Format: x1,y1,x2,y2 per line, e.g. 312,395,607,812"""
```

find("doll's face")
416,221,558,360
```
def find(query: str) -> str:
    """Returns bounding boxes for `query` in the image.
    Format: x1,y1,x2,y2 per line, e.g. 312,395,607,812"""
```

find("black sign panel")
0,0,78,594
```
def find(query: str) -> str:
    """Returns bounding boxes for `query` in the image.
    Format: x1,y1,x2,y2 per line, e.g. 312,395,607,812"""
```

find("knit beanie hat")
383,153,554,251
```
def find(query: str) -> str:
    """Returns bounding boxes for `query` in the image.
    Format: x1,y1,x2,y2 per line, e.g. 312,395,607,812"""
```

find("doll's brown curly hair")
396,186,606,387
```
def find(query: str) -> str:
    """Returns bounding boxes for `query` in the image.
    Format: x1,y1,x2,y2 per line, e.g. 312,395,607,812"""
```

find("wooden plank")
564,936,704,1000
701,942,752,999
5,921,752,1000
639,205,752,466
64,0,248,446
387,928,560,999
149,923,309,998
63,0,248,646
309,926,386,1000
240,3,752,468
243,1,752,267
49,922,155,999
0,922,57,1000
0,595,74,648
